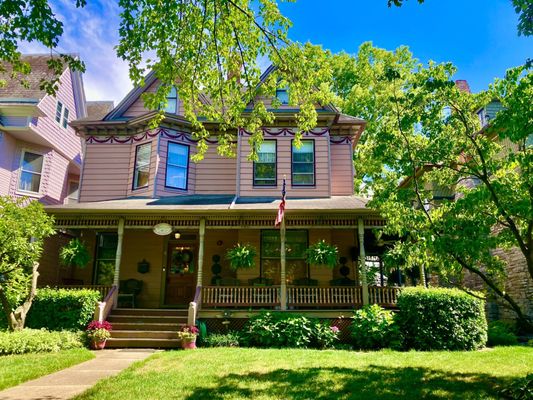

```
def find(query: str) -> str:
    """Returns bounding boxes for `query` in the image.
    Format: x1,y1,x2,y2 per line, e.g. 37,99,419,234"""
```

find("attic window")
276,88,289,105
55,101,70,129
162,86,178,114
55,102,63,123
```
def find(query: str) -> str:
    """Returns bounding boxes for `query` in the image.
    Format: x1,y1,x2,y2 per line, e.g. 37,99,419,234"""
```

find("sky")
20,0,532,105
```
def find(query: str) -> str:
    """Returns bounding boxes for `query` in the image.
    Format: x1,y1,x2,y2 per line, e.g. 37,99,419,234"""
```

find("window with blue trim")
291,140,315,186
166,142,189,190
276,88,289,105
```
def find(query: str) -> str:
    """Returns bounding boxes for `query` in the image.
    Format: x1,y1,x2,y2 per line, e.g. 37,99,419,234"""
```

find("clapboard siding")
0,132,16,196
195,145,237,194
331,143,354,195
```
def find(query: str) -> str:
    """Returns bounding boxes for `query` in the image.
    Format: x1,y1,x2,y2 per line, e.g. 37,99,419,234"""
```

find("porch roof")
45,195,371,214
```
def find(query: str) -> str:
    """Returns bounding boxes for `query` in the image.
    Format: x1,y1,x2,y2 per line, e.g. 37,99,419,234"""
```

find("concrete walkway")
0,349,157,400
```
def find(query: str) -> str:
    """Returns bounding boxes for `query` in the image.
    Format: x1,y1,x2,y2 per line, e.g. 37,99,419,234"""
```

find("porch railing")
202,285,280,307
369,286,401,307
95,285,117,323
287,286,363,307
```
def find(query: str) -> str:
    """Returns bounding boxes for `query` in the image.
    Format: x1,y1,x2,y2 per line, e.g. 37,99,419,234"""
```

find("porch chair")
118,279,143,308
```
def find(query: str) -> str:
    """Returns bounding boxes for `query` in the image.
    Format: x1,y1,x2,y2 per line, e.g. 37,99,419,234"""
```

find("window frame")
275,88,289,105
253,139,277,187
18,149,44,194
55,100,70,129
132,142,152,190
55,101,63,123
291,139,316,187
260,229,309,281
161,86,178,114
164,141,190,191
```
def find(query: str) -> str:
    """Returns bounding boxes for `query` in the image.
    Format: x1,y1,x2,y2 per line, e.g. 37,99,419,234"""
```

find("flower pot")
91,339,107,350
181,338,197,350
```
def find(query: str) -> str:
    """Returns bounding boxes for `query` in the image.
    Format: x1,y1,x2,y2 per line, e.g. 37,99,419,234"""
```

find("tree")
0,197,55,331
332,43,532,327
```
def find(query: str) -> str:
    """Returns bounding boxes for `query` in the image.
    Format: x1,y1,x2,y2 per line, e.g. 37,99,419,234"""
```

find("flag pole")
279,177,287,310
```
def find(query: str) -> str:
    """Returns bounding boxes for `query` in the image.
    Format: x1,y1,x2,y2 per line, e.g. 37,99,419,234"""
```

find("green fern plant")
306,240,339,268
59,238,90,268
226,244,257,270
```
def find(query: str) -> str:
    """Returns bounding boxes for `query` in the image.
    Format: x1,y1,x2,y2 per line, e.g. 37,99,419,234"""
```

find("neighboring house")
40,67,400,347
0,55,87,205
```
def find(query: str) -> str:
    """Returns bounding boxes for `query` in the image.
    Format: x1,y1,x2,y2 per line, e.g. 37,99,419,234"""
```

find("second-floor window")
291,139,315,186
133,143,151,189
166,142,189,190
254,140,276,186
18,151,43,193
55,101,70,129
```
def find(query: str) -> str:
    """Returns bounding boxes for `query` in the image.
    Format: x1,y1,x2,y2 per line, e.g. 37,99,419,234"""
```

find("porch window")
18,151,44,193
253,140,276,186
260,230,308,285
133,142,151,189
93,233,118,285
165,142,189,190
291,140,315,186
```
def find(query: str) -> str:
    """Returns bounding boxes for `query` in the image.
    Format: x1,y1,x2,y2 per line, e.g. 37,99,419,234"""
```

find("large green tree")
332,43,532,326
0,197,55,331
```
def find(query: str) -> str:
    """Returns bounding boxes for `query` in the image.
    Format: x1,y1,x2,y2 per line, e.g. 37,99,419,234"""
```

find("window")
18,151,43,193
261,230,308,285
55,102,63,123
291,140,315,186
55,101,70,128
66,180,79,204
62,108,69,129
133,143,151,189
162,86,178,114
276,88,289,105
253,140,276,186
165,142,189,190
93,233,118,285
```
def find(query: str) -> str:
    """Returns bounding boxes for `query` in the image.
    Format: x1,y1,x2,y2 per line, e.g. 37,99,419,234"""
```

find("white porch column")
196,218,206,287
280,218,287,310
113,218,125,307
358,218,369,305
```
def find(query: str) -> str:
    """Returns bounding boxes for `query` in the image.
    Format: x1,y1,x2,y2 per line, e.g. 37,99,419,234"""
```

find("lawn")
0,348,94,391
75,347,532,400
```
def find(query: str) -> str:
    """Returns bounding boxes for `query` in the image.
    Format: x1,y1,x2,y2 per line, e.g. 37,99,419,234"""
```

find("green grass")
0,348,94,390
75,347,533,400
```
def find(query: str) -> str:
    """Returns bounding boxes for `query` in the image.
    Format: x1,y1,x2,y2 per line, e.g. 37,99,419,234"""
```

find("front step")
112,308,188,317
111,330,178,339
107,315,187,325
106,337,181,349
111,322,181,331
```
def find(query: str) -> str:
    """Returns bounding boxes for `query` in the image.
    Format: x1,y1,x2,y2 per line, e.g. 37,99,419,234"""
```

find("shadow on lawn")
184,365,512,400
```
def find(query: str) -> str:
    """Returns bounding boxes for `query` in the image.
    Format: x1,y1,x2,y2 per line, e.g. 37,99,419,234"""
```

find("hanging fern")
226,244,257,270
59,238,90,268
306,240,339,268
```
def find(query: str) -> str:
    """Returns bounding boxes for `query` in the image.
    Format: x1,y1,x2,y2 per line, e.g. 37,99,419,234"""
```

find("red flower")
87,320,113,331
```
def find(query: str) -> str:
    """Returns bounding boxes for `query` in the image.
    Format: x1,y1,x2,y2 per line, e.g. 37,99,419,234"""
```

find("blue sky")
21,0,531,104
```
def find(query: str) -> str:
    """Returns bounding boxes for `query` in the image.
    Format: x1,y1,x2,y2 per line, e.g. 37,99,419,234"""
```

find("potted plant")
86,320,112,350
60,238,91,270
306,240,339,268
178,325,200,349
225,243,257,270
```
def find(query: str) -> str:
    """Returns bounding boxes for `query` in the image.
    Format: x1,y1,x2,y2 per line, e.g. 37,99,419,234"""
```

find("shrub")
396,287,487,351
487,321,518,347
203,332,240,347
499,374,533,400
351,305,400,350
240,312,339,349
26,288,100,331
0,329,84,355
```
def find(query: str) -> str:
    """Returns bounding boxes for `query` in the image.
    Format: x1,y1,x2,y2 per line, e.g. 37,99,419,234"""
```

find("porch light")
174,231,181,239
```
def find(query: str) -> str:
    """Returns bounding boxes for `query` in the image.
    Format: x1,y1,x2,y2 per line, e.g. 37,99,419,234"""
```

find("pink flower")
330,326,340,333
87,320,112,331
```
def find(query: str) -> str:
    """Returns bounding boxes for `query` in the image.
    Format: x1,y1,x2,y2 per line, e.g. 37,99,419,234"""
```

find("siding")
0,132,16,196
79,143,132,202
194,144,237,195
122,79,187,118
330,142,354,195
239,133,330,197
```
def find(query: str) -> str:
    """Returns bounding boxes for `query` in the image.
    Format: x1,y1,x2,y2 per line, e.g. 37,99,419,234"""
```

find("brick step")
106,337,181,349
111,330,178,340
112,308,188,317
107,315,187,324
110,322,182,331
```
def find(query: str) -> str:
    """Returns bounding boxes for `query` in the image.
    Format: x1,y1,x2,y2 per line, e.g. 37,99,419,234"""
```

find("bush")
499,374,533,400
240,312,339,349
487,321,518,347
0,329,84,355
351,305,400,350
26,288,100,331
203,332,240,347
396,287,487,351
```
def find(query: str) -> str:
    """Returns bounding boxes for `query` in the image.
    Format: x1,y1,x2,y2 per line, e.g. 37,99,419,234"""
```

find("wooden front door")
164,243,196,306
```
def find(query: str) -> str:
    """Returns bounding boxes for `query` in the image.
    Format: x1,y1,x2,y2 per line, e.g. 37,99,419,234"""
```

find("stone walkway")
0,349,157,400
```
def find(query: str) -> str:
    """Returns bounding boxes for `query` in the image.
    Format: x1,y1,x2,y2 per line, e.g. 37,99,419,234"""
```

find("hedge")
26,288,100,331
0,329,84,355
396,287,487,350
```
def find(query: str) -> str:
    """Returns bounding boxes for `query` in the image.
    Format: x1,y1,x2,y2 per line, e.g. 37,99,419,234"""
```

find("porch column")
280,218,287,310
196,218,206,287
113,218,125,307
358,218,369,305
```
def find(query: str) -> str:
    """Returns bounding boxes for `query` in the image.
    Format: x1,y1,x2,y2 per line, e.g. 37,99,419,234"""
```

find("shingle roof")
86,101,114,120
0,55,65,100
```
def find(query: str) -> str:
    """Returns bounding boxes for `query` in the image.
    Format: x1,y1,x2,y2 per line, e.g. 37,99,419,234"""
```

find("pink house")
0,55,87,205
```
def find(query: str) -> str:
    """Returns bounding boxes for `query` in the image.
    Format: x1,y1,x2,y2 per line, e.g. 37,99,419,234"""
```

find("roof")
85,101,114,119
44,195,371,214
0,55,67,100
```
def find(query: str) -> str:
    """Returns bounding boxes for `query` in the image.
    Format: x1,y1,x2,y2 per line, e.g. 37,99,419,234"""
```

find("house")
0,55,87,205
40,68,402,347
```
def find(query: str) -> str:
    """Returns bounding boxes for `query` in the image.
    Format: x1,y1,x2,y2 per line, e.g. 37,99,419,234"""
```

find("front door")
164,243,196,306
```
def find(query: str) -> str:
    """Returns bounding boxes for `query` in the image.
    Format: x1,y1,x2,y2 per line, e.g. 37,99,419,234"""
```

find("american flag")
275,178,286,227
